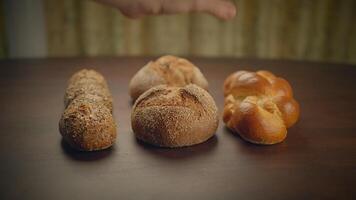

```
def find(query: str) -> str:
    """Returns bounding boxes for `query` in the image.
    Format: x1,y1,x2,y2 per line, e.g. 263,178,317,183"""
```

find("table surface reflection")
0,57,355,200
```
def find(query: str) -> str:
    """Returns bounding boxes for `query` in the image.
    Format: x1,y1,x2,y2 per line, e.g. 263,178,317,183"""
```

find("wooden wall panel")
296,0,314,60
111,11,125,55
189,14,222,56
16,0,356,63
121,18,145,55
45,0,81,56
219,16,235,56
348,2,356,63
0,0,5,58
144,15,190,56
269,0,300,59
255,0,272,58
80,1,117,56
233,0,258,57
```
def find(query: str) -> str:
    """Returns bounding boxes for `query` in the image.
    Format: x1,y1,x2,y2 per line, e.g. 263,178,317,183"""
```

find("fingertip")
120,10,144,19
202,0,236,20
219,1,237,20
227,3,237,19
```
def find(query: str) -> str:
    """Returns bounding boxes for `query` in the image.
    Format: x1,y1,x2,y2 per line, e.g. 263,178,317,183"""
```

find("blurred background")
1,0,355,64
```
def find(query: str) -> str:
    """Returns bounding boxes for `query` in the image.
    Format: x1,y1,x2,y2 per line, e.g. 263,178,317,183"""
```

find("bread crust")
64,69,113,110
129,55,208,101
223,70,300,145
59,69,117,151
131,84,218,147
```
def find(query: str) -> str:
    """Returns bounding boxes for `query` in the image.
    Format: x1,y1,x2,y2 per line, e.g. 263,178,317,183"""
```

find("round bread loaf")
129,55,209,101
223,70,300,145
59,69,117,151
59,95,116,151
131,84,219,148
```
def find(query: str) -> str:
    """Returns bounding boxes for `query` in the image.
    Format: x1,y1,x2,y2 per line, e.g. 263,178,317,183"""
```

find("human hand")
96,0,236,20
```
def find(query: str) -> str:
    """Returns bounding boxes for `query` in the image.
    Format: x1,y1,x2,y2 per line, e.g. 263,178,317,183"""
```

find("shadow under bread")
60,138,114,162
134,135,218,160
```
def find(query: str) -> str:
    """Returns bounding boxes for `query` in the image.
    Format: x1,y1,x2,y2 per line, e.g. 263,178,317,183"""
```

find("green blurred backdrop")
1,0,356,63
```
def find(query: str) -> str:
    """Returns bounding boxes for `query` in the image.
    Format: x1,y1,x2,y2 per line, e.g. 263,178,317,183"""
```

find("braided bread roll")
223,70,300,145
129,55,208,101
59,69,117,151
131,84,218,148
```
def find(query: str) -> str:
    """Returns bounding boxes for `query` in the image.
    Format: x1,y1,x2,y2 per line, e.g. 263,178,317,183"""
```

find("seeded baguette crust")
131,84,218,148
59,69,117,151
129,55,209,101
223,70,300,145
64,70,113,110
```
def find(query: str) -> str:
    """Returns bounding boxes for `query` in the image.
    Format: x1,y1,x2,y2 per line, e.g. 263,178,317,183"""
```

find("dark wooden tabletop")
0,57,355,200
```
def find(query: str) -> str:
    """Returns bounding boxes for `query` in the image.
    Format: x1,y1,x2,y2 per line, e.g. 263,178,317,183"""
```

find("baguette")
59,69,117,151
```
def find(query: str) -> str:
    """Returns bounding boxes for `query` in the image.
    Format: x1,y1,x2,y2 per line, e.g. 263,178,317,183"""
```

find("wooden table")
0,57,355,200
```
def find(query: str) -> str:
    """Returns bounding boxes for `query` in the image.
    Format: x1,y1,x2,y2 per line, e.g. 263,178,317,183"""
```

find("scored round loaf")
131,84,219,148
59,69,117,151
59,95,117,151
129,55,209,101
223,70,300,145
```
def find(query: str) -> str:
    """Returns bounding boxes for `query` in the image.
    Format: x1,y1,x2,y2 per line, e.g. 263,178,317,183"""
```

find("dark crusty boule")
131,84,219,148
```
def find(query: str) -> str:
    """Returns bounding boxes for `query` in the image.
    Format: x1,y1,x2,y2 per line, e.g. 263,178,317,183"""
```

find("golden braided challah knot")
223,70,300,145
